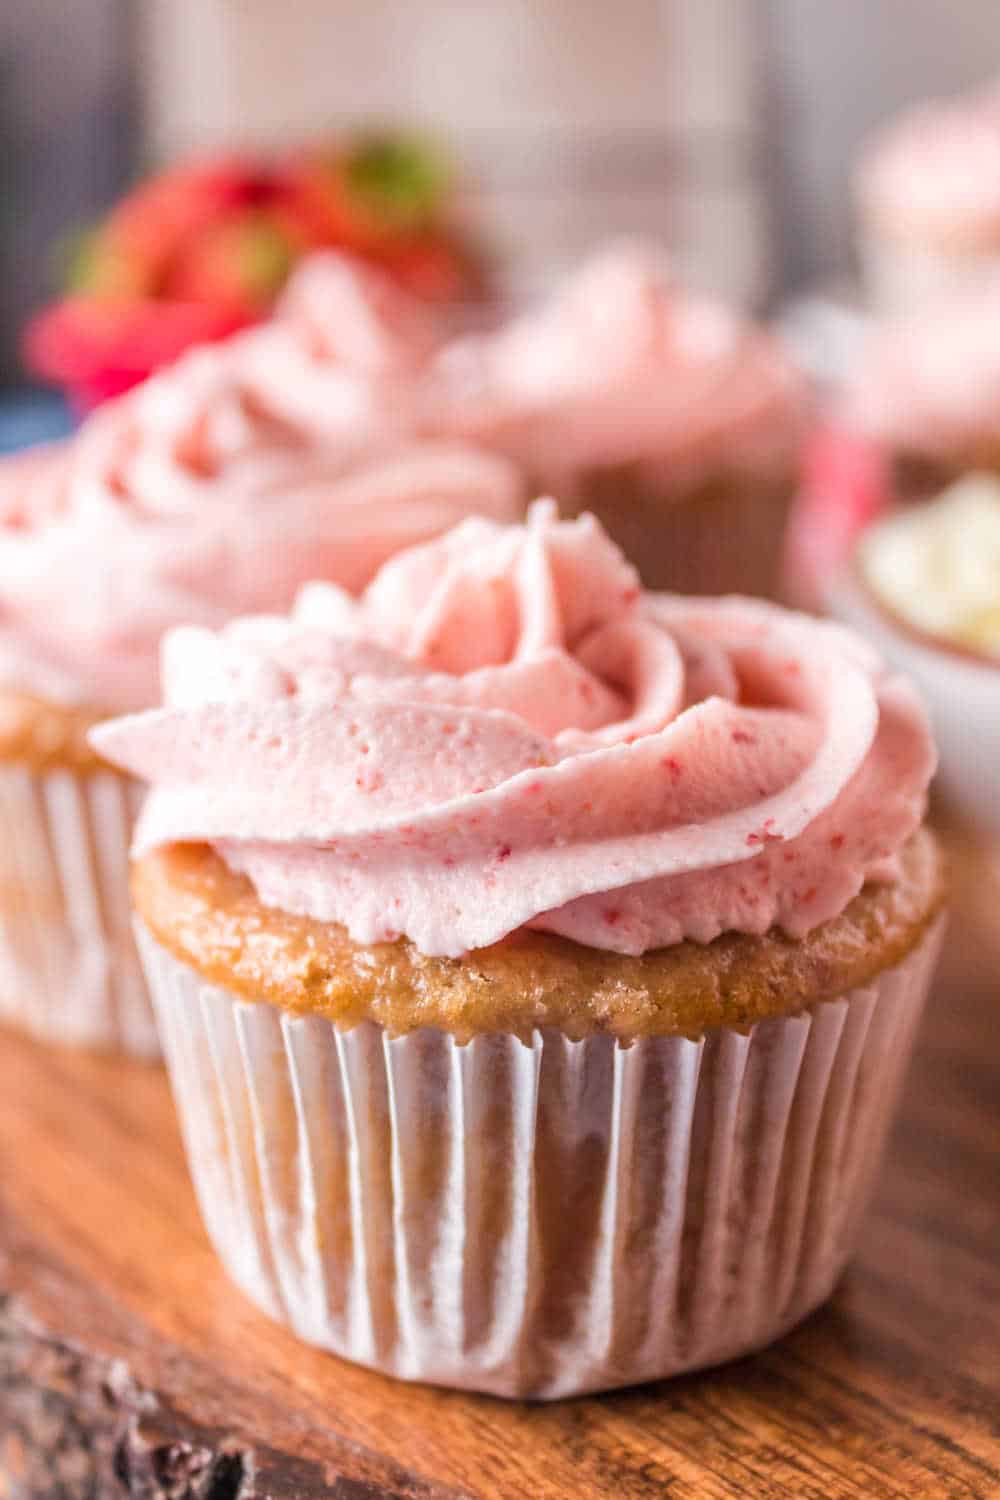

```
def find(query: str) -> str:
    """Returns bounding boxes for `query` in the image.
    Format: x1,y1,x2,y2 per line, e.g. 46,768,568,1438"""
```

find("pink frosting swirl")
424,245,806,488
844,278,1000,460
93,502,935,958
0,254,522,710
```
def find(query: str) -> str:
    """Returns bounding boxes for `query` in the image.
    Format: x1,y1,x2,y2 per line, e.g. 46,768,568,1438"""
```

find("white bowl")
828,563,1000,836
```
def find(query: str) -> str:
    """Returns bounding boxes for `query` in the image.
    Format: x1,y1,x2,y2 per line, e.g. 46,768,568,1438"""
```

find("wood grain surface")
0,834,998,1500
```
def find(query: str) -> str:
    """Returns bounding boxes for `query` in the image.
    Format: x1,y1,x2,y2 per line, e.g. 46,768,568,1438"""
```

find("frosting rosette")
424,244,805,485
94,501,936,958
0,253,521,710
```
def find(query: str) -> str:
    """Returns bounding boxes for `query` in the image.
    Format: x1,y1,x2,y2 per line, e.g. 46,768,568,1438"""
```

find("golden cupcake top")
132,829,945,1041
0,688,108,773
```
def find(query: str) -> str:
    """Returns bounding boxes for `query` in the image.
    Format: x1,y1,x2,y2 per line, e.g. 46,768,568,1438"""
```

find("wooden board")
1,834,998,1500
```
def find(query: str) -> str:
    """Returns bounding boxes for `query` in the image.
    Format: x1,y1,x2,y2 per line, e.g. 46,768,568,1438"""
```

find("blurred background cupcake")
0,255,523,1055
425,245,808,596
843,279,1000,496
855,78,1000,316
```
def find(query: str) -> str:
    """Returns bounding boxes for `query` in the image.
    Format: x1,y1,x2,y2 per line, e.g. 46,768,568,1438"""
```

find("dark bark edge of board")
0,1276,469,1500
0,1292,430,1500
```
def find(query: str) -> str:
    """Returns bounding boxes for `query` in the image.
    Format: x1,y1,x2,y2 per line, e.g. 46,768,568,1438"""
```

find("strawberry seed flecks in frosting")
423,243,806,486
94,501,936,958
0,252,522,711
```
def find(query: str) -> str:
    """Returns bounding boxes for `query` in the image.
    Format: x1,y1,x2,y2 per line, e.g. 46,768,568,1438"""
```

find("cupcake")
856,80,1000,315
95,502,944,1396
844,279,1000,498
828,473,1000,835
0,255,523,1056
423,244,808,598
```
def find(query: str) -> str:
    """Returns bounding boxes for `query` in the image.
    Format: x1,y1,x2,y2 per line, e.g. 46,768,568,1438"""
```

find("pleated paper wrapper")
0,764,157,1057
139,918,943,1399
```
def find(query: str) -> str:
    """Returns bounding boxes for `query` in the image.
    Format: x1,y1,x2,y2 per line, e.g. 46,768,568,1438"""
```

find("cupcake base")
0,762,157,1057
558,465,796,599
138,917,943,1398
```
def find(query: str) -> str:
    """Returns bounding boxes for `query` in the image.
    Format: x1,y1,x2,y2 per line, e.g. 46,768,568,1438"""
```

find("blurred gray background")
1,0,998,381
0,0,134,380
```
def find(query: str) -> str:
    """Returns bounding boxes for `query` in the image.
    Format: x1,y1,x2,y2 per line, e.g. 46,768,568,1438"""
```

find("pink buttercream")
93,501,935,958
845,278,1000,460
0,254,522,710
858,81,1000,245
423,244,806,488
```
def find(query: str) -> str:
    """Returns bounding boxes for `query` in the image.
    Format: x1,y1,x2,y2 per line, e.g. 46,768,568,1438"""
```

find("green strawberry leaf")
58,226,138,296
234,212,296,301
345,135,452,231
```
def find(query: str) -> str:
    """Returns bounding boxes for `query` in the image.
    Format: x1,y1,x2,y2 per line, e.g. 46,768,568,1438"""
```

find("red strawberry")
23,297,252,411
28,141,488,408
376,234,485,303
166,210,299,316
102,157,284,295
63,226,157,300
279,156,375,250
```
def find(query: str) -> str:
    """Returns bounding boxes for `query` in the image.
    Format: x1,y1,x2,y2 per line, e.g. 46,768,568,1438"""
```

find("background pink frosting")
94,501,935,958
0,253,522,710
844,278,1000,460
858,82,1000,243
423,244,806,487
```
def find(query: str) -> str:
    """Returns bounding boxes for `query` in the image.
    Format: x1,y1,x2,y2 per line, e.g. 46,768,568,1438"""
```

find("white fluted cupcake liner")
0,763,157,1058
138,918,943,1398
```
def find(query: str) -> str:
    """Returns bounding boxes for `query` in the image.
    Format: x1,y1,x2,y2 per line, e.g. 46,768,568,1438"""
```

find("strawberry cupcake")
424,245,808,597
856,80,1000,315
0,255,523,1056
96,502,943,1395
